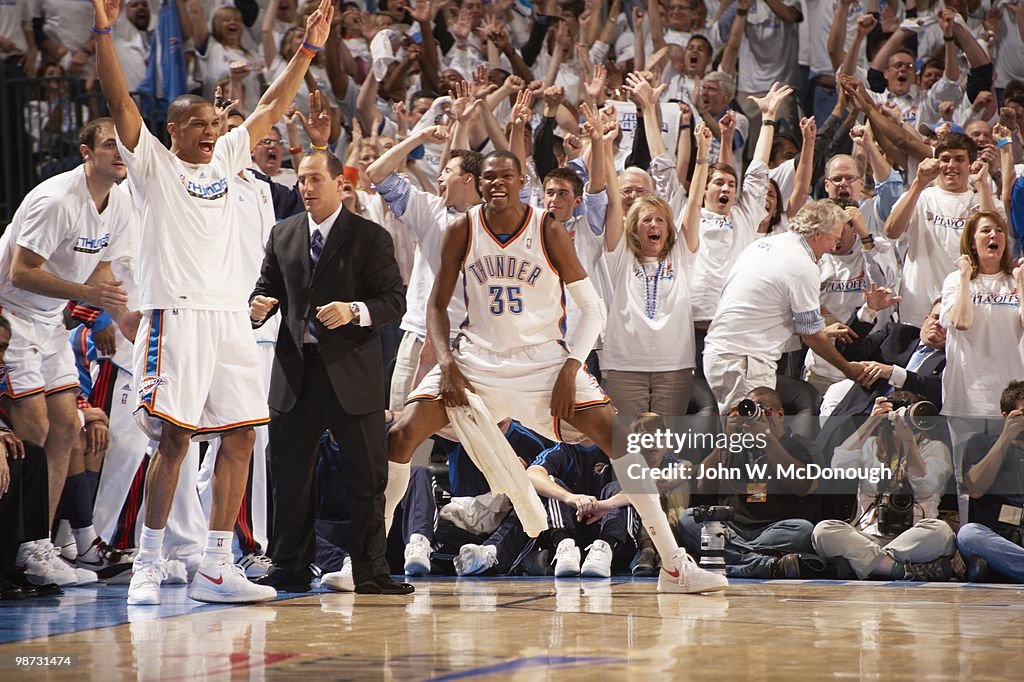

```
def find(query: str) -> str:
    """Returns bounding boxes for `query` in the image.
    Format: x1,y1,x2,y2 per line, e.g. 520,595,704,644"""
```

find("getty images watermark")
623,428,893,485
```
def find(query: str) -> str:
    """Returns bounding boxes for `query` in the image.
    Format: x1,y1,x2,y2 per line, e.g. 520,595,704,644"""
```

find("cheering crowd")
1,0,1024,604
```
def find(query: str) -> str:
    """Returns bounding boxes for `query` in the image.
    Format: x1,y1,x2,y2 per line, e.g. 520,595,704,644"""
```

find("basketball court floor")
1,577,1022,679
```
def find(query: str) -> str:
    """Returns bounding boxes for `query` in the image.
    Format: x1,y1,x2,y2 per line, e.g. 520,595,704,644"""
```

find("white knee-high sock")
383,461,411,537
611,454,680,562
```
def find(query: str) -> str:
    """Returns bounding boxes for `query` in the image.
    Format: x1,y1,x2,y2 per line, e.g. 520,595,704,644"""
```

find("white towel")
370,29,399,82
446,392,549,538
439,493,511,536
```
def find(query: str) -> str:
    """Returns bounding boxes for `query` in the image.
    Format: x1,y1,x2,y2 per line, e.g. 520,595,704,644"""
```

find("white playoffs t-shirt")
602,231,697,373
0,165,132,323
940,271,1024,418
117,125,254,313
900,186,982,325
705,231,822,362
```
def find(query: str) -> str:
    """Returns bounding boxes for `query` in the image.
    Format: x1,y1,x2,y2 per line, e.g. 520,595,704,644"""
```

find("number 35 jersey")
460,204,566,353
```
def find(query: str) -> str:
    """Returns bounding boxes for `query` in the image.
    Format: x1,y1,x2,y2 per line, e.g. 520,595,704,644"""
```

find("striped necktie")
307,229,324,339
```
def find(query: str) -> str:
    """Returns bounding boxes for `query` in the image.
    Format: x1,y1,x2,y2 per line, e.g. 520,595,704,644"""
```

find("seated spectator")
812,394,960,581
526,440,636,578
677,387,822,579
957,381,1024,583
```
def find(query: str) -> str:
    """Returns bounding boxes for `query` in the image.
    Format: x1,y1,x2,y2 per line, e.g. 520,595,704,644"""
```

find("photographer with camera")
676,387,822,579
812,393,960,581
956,381,1024,583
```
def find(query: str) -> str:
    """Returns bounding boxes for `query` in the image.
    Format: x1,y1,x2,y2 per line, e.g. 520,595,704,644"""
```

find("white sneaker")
188,562,277,604
321,557,354,592
658,549,729,594
580,540,613,578
160,560,188,585
17,541,79,586
404,534,432,576
127,561,164,605
238,553,273,578
454,544,498,576
55,521,77,562
73,568,99,585
553,539,581,578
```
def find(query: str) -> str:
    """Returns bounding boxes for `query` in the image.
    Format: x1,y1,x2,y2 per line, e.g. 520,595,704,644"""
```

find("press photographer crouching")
676,387,822,579
956,381,1024,583
812,393,961,581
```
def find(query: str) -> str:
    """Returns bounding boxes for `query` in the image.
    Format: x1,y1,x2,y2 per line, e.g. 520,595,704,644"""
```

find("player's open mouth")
199,141,214,153
491,191,507,199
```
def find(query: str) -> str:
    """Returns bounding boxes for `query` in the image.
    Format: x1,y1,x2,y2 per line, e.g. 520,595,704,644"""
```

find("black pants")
268,346,389,583
0,442,49,572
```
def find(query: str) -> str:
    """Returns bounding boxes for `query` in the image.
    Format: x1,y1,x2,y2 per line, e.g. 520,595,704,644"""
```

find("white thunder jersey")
0,165,132,323
117,125,254,312
460,204,565,353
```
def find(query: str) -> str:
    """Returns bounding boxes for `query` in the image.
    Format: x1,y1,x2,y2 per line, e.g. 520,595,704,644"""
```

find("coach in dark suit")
248,151,410,595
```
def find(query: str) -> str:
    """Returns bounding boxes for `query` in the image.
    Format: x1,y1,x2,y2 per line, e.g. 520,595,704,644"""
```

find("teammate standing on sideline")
0,117,133,586
91,0,334,605
385,150,728,594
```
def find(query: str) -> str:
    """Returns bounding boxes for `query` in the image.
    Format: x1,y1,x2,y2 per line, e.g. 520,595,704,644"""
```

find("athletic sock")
137,525,165,565
384,461,411,537
72,525,100,557
201,531,234,568
611,453,680,562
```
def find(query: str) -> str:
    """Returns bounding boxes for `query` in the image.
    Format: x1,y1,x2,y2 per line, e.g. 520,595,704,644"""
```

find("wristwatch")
349,302,361,324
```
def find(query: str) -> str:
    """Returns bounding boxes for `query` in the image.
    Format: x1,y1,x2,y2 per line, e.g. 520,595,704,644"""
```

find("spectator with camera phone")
812,392,960,581
676,387,822,579
956,381,1024,583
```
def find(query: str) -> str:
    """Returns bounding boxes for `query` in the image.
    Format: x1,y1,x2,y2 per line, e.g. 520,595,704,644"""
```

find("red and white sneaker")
657,550,728,594
188,562,277,604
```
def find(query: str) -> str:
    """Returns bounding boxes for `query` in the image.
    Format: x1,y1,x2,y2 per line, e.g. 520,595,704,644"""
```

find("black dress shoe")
0,575,27,600
253,567,312,592
354,575,414,595
4,572,62,597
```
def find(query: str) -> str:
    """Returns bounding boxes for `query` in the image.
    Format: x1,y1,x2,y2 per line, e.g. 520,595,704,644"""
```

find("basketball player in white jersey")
0,117,133,586
91,0,334,605
384,151,728,593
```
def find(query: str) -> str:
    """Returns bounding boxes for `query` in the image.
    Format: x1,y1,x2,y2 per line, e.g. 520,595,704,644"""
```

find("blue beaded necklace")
641,260,665,320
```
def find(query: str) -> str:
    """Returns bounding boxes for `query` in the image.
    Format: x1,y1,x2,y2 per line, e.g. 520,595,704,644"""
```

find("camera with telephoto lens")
877,475,915,535
886,398,939,431
692,506,733,574
737,399,764,421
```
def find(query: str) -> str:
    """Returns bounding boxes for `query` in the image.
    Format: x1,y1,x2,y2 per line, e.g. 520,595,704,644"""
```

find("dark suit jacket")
250,206,406,415
832,308,946,416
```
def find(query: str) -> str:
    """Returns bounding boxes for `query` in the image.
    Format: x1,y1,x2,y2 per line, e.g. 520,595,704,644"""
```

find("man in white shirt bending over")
704,200,869,413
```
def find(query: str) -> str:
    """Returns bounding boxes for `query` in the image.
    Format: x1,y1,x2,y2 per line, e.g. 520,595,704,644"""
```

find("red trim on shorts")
574,398,611,410
0,385,46,400
136,403,197,432
43,383,79,397
194,417,270,435
405,393,442,405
